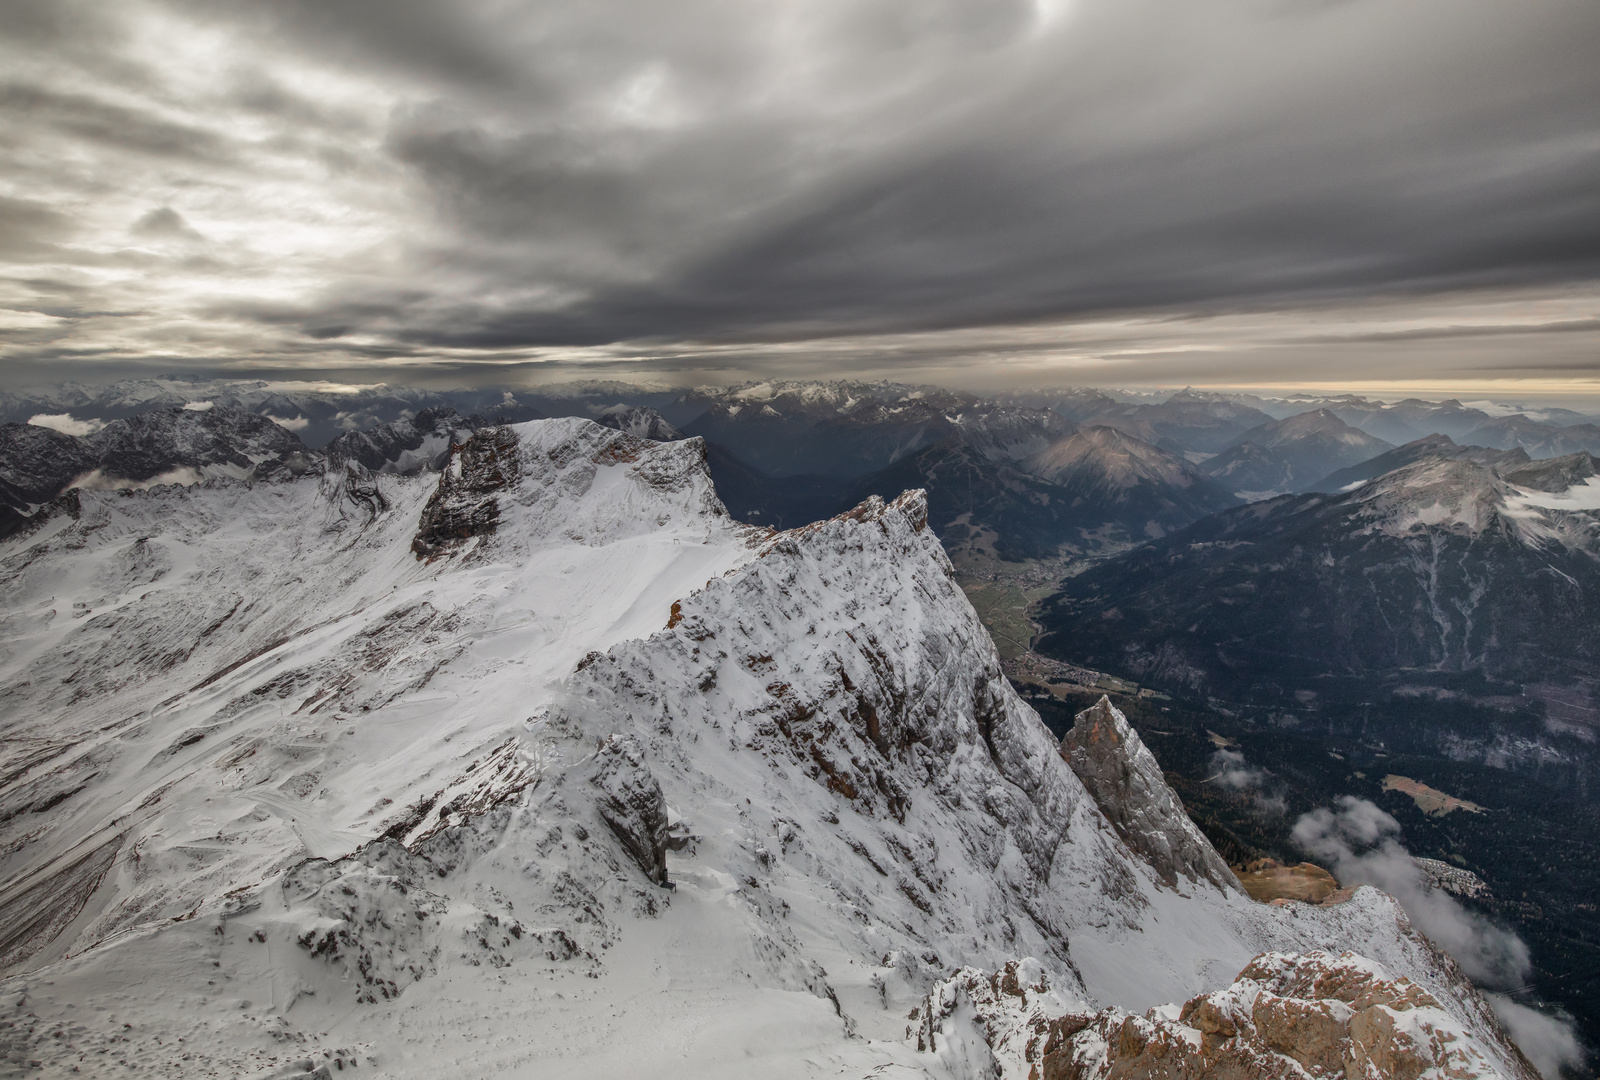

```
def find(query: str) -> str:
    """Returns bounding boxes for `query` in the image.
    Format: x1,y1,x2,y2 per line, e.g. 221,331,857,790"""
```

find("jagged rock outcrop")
908,951,1537,1080
1042,951,1539,1080
411,425,519,556
590,733,671,886
1061,696,1240,893
907,960,1074,1080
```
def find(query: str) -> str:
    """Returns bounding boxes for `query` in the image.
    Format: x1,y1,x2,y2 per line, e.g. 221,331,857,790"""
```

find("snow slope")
0,419,1520,1078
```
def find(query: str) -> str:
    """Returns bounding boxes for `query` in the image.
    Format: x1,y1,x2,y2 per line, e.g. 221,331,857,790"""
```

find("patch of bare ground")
1234,858,1353,905
1381,774,1486,817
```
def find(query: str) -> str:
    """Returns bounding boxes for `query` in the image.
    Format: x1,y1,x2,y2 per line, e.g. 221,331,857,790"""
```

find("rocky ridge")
0,418,1545,1076
910,951,1536,1080
1310,434,1531,494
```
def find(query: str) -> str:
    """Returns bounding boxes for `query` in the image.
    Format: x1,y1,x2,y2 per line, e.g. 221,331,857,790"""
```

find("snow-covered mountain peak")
0,417,1535,1076
1351,456,1510,535
414,417,736,559
1348,454,1597,550
595,403,684,442
0,417,756,979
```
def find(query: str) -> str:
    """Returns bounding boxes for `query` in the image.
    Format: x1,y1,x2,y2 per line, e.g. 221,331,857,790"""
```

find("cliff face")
1060,696,1241,894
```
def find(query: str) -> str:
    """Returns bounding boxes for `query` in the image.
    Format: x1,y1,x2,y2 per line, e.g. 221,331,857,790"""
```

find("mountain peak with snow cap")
595,403,684,442
1350,455,1513,536
0,418,1535,1076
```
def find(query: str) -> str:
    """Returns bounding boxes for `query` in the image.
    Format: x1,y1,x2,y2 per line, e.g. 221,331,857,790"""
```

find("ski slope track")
0,419,1532,1078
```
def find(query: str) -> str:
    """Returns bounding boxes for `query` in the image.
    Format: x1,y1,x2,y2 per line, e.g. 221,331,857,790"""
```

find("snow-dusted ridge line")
0,418,1529,1077
911,951,1537,1080
0,419,753,966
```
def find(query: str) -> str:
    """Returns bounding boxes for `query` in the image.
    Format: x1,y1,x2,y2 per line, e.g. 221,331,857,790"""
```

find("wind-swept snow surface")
0,419,1520,1077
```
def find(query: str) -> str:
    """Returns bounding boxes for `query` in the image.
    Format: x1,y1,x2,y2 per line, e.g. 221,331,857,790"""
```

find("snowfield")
0,419,1533,1078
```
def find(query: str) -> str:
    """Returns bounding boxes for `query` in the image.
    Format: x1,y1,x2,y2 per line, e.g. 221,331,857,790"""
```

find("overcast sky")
2,0,1598,396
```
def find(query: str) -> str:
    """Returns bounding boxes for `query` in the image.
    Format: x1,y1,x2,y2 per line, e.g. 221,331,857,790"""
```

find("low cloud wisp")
1206,748,1286,815
27,413,105,436
1292,797,1583,1077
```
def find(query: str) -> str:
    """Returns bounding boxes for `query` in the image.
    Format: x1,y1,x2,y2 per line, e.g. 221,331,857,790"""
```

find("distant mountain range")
1037,452,1600,696
0,406,317,535
1200,409,1394,496
695,404,1240,556
837,428,1238,561
8,376,1597,457
8,377,1600,567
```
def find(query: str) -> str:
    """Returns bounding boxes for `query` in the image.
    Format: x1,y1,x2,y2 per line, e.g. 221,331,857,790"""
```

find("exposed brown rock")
590,734,671,887
915,950,1538,1080
1046,951,1537,1080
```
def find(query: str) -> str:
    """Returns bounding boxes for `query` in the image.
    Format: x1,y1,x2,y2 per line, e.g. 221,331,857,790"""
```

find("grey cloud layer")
0,0,1597,383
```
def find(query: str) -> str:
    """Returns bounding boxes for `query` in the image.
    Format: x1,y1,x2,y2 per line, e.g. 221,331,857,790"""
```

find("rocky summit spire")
1061,695,1241,893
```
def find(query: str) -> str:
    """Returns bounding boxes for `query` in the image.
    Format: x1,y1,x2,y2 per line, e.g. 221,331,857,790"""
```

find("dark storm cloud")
0,0,1597,388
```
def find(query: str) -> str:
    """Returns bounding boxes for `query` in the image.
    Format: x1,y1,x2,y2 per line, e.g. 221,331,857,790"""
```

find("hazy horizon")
7,370,1600,416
